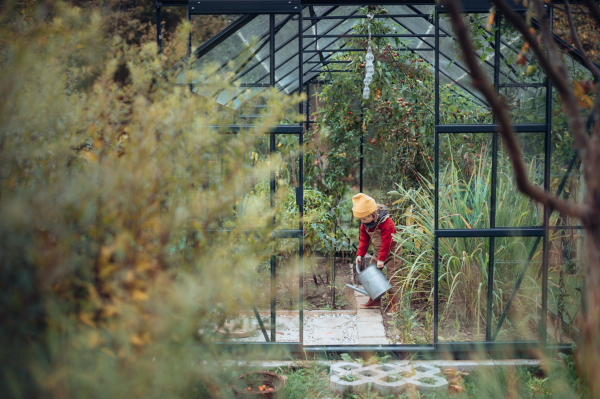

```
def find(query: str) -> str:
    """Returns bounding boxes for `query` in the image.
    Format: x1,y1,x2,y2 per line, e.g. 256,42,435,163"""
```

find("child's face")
360,213,376,224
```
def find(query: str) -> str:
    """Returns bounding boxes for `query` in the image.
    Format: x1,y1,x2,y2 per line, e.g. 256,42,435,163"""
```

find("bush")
0,2,301,397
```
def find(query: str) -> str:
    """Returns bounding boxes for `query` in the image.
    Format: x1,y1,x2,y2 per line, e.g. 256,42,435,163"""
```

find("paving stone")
413,364,442,376
405,374,448,393
330,374,370,395
356,309,383,322
372,375,407,396
357,321,386,337
330,362,364,376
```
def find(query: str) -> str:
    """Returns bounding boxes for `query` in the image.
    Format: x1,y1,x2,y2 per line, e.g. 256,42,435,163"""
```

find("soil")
251,255,357,311
303,256,357,310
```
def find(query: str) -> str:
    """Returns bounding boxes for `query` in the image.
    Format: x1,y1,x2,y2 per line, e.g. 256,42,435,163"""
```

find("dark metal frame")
155,0,592,358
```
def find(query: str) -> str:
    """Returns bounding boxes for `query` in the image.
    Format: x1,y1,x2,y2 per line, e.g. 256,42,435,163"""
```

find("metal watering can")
346,260,392,301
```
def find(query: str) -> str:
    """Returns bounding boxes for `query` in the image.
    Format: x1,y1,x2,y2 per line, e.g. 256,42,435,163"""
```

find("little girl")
352,193,401,314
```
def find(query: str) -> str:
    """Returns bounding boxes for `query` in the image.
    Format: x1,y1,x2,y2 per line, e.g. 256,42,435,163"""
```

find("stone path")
216,287,389,345
354,289,389,345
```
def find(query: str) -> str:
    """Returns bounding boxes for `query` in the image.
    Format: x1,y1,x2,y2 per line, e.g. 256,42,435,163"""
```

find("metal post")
187,6,192,92
360,109,364,194
270,14,276,342
333,220,337,309
156,6,162,53
486,11,501,342
299,11,304,344
541,5,553,346
433,8,440,347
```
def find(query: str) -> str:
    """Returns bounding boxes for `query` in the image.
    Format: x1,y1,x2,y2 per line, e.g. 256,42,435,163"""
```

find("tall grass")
390,143,545,339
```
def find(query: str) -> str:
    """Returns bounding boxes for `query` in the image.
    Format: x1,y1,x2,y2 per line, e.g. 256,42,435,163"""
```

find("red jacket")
356,218,397,262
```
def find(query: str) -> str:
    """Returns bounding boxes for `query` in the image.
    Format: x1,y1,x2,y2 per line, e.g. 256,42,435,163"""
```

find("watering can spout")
346,284,369,296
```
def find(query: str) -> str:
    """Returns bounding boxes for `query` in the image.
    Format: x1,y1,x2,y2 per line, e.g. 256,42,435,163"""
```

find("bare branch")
439,0,590,221
583,0,600,28
565,0,600,79
490,0,589,155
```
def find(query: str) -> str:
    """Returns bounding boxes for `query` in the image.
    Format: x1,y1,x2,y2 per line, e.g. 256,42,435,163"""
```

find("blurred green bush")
0,2,301,397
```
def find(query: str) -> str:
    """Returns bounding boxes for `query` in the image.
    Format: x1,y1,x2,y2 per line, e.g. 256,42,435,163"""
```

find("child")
352,193,401,314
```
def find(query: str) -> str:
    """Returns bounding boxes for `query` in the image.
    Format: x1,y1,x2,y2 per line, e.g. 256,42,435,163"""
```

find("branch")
565,0,600,79
490,0,590,155
439,0,590,222
583,0,600,27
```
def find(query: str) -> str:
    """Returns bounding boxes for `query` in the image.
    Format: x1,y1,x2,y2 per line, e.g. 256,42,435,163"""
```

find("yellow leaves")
80,149,98,163
87,330,102,348
573,80,594,110
131,289,148,302
79,311,96,328
486,7,496,31
129,332,151,347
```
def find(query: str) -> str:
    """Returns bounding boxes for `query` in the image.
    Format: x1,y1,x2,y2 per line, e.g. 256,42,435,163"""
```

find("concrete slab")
356,309,383,322
357,321,386,337
354,296,370,307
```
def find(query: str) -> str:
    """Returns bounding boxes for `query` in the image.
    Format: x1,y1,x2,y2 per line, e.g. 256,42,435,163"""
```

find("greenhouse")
154,0,590,356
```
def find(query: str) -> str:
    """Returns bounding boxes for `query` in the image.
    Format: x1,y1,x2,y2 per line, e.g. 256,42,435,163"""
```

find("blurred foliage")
553,3,600,65
0,1,302,397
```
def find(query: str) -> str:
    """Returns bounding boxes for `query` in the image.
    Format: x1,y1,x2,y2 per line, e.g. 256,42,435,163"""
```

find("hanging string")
362,12,375,100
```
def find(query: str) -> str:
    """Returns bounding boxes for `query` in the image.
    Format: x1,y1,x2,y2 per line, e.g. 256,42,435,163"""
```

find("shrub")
0,2,301,397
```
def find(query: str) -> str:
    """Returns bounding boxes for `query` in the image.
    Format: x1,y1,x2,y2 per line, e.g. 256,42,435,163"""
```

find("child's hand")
377,260,384,269
355,256,362,265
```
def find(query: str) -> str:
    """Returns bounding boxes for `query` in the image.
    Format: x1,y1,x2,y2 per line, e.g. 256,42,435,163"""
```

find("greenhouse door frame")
155,0,585,358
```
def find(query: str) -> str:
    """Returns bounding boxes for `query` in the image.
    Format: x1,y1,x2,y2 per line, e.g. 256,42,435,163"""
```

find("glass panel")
492,236,542,342
438,237,489,342
547,229,585,345
499,18,546,86
439,133,493,230
495,133,545,227
273,134,301,230
191,14,244,50
500,86,547,124
214,239,301,343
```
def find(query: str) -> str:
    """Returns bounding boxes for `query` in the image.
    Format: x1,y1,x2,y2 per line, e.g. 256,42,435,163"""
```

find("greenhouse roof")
169,2,593,109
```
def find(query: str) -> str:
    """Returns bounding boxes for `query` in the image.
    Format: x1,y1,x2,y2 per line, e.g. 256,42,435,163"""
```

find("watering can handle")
356,260,361,274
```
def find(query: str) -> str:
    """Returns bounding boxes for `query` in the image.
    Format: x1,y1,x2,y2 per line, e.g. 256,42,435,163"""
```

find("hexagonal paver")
413,364,442,376
405,374,448,393
329,362,448,396
371,374,407,396
330,362,363,376
330,374,370,395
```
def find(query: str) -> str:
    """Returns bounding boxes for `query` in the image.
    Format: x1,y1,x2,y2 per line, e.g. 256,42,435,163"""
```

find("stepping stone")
357,321,386,338
357,308,383,322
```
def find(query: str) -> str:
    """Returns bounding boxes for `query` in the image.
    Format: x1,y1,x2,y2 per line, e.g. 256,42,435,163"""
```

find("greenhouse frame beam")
156,0,591,357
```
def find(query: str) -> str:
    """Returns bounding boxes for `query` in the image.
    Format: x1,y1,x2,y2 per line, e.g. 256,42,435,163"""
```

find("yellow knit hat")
352,193,377,218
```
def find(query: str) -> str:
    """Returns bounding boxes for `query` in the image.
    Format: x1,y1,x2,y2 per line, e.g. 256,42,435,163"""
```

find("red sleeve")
377,218,397,261
356,223,371,257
